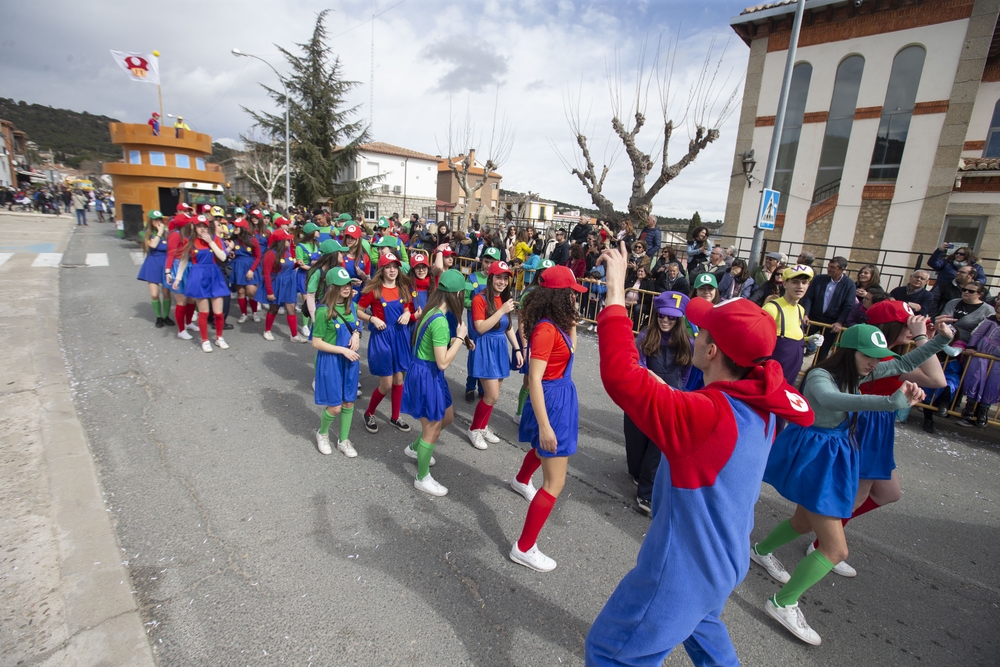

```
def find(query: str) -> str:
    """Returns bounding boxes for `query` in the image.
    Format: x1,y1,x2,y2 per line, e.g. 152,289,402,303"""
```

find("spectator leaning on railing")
889,270,933,315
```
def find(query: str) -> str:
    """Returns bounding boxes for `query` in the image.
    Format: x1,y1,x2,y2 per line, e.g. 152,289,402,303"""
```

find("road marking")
32,253,63,267
130,251,145,266
86,253,109,267
0,253,12,268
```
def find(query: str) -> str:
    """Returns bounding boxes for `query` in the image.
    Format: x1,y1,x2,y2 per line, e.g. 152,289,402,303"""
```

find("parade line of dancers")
135,204,960,663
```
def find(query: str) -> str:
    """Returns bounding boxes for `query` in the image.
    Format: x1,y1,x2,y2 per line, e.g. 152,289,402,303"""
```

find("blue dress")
267,251,298,305
314,304,362,407
519,321,578,458
137,235,168,287
764,420,857,518
470,295,511,380
184,239,230,300
230,240,261,288
401,313,453,422
297,243,321,295
365,289,413,377
344,255,368,304
857,410,896,480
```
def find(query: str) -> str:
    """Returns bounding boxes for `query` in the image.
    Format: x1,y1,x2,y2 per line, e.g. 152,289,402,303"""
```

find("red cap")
176,202,192,212
250,209,262,218
152,111,160,117
269,229,293,244
539,266,586,293
488,260,513,276
866,300,914,325
440,248,456,257
378,252,401,269
410,253,429,267
686,298,776,367
193,215,209,225
343,224,363,239
273,216,290,227
199,204,213,214
233,220,250,229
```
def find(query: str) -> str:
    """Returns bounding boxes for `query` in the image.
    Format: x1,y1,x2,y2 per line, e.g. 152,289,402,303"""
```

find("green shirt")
296,242,319,265
313,304,359,347
306,268,323,296
415,310,451,362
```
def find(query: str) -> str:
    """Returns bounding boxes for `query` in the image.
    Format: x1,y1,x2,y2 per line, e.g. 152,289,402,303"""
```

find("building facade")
724,0,1000,288
334,142,439,222
1,119,29,187
437,150,502,228
218,155,261,204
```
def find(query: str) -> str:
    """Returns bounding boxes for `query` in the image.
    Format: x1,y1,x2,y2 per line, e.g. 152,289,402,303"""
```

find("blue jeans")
75,209,87,225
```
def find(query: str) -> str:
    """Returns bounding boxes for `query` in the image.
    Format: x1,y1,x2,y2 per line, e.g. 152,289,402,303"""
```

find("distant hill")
0,98,122,168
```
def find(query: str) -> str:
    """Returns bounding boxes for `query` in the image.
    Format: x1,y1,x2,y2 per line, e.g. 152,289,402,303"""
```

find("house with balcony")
437,150,502,228
1,119,30,187
722,0,1000,288
333,141,439,223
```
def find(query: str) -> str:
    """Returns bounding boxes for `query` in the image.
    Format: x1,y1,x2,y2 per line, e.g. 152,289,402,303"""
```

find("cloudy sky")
0,0,756,220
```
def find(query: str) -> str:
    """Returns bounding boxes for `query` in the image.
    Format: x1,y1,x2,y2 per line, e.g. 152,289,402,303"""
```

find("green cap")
437,269,471,293
482,247,501,261
374,236,397,248
234,207,245,215
377,216,390,228
319,239,348,255
337,213,353,222
148,210,163,219
693,272,718,290
271,211,282,221
837,324,898,358
303,222,320,234
539,259,555,269
326,266,353,286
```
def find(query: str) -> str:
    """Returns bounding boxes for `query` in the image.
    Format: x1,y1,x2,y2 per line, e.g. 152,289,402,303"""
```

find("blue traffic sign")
757,188,780,230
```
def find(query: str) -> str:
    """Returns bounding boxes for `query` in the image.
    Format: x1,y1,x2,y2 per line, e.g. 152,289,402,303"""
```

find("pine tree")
246,10,379,209
688,210,703,237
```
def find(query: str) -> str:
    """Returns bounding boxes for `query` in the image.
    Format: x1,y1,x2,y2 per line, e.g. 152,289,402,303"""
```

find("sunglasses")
961,288,981,294
658,314,680,321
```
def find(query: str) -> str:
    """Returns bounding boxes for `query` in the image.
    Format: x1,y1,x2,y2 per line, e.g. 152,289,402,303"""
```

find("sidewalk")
0,213,154,666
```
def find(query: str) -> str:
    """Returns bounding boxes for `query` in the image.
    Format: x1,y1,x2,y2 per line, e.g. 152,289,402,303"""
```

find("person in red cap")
148,111,160,136
174,216,231,352
408,252,433,313
586,243,815,665
165,214,198,338
261,229,300,341
230,220,263,323
508,265,587,573
342,224,372,303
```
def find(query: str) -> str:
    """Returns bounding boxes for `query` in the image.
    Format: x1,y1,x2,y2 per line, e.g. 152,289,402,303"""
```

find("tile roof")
358,141,439,162
740,0,797,15
438,155,502,178
959,157,1000,171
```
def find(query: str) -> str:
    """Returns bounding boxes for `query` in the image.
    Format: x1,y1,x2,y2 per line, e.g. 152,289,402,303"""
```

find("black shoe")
223,323,234,330
957,418,975,428
163,316,175,326
155,317,165,328
636,497,651,515
389,418,411,433
922,419,935,434
937,404,949,417
465,390,476,403
363,412,378,433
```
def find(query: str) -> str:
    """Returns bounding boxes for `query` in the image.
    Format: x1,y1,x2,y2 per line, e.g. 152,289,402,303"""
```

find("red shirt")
472,293,504,323
530,322,571,380
358,285,415,320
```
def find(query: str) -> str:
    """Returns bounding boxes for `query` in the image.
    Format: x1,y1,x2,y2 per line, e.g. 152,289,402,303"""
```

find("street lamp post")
232,48,291,212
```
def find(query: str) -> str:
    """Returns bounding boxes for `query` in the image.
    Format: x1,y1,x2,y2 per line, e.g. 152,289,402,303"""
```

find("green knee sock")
416,438,435,480
516,386,529,416
339,407,354,442
754,519,803,556
319,408,336,435
151,299,163,318
774,549,835,607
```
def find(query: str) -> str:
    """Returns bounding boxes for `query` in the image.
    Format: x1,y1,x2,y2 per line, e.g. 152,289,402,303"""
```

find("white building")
723,0,1000,290
336,142,439,223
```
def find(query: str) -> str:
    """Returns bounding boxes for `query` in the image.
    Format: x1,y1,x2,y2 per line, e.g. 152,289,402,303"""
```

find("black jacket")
801,274,857,324
550,241,571,266
656,273,690,295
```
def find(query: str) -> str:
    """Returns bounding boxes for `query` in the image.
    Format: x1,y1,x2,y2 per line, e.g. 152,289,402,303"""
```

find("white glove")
806,334,825,347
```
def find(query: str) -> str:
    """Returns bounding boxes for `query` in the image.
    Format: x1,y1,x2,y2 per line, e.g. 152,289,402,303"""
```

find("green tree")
245,10,380,208
688,210,702,237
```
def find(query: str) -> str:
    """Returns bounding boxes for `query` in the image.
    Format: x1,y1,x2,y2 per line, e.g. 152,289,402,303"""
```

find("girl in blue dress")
261,229,301,342
136,210,173,328
230,220,262,324
342,224,371,304
514,259,555,421
250,212,270,322
467,261,524,450
176,215,231,353
400,269,470,496
296,222,323,336
409,252,432,316
509,266,587,572
312,266,363,458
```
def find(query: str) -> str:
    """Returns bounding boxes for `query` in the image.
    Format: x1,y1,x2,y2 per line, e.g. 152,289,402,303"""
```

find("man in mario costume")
586,242,815,667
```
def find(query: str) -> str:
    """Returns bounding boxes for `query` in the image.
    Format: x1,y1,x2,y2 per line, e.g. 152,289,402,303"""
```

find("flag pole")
153,50,163,122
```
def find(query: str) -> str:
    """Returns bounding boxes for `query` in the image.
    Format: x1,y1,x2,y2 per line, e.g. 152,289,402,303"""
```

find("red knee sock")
265,311,276,331
238,298,247,315
214,314,225,337
391,384,403,421
367,388,386,416
197,312,209,342
184,303,195,325
517,489,556,552
175,305,186,333
813,495,882,548
471,399,494,430
515,450,541,485
250,300,258,313
287,314,298,337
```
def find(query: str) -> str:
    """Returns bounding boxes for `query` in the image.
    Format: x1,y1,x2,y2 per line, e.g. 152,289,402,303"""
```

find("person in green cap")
372,217,409,266
136,209,174,328
312,266,363,458
304,239,350,335
293,222,323,341
400,269,470,496
681,272,722,391
463,246,501,402
752,320,953,645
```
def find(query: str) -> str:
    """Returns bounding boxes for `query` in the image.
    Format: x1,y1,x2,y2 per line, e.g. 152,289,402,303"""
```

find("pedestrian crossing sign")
757,189,780,230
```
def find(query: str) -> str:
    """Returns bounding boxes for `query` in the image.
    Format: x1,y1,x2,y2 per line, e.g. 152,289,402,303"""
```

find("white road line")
32,253,63,267
0,253,12,268
130,251,145,266
86,253,109,267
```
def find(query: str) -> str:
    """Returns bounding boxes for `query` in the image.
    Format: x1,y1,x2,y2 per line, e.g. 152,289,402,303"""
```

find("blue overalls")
366,290,413,377
518,322,578,458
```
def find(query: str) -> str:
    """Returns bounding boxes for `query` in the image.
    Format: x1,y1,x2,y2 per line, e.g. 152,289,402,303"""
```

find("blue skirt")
137,251,167,285
470,331,511,380
314,350,360,407
230,255,260,287
857,411,896,481
297,268,309,295
764,421,858,518
270,268,298,305
367,324,413,376
168,259,188,294
519,378,578,458
184,262,231,299
402,358,452,422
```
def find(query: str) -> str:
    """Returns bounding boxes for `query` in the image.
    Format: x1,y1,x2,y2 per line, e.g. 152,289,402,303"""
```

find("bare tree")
237,131,287,208
558,37,741,229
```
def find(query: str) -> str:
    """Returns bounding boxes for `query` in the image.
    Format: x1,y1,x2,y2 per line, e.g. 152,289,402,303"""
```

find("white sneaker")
177,330,193,340
337,439,357,458
252,311,261,323
186,320,199,331
482,426,500,444
357,388,363,399
750,545,791,584
215,337,229,350
237,314,248,323
510,477,537,502
509,542,556,572
315,431,332,455
201,340,213,353
262,330,275,341
290,334,310,343
414,473,448,496
806,542,857,577
467,429,488,450
300,324,310,337
278,307,286,315
403,444,435,466
512,413,520,424
764,597,822,646
312,379,315,391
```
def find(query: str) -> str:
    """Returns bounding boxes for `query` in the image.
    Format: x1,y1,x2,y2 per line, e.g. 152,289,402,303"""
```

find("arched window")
984,99,1000,157
868,45,926,182
773,62,813,213
813,55,864,203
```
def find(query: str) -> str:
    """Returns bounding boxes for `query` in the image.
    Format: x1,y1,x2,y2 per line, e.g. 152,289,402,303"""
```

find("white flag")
110,51,160,85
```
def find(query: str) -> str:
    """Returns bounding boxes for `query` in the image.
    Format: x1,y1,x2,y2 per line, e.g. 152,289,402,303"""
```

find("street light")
232,47,291,211
739,150,756,188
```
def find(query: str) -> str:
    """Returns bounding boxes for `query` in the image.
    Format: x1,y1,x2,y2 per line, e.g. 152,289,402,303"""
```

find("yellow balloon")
153,50,160,57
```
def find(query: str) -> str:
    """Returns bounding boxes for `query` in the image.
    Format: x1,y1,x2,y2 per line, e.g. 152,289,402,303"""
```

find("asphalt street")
54,221,999,666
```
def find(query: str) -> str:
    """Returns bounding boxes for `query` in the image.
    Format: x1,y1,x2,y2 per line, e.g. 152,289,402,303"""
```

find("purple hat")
653,291,689,318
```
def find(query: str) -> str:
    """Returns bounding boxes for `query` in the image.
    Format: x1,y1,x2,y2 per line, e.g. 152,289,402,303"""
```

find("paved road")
53,221,999,665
